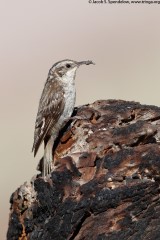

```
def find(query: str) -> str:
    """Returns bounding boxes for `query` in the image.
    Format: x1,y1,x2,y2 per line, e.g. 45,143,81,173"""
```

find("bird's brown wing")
32,79,65,157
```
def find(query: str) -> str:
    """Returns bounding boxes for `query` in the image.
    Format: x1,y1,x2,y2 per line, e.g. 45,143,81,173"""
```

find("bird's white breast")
55,67,76,129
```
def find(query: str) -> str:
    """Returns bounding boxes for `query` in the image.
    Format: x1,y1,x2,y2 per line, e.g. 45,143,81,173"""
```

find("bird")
32,59,94,177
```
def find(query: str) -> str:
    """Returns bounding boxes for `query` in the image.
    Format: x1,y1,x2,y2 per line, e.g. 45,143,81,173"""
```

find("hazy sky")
1,1,160,239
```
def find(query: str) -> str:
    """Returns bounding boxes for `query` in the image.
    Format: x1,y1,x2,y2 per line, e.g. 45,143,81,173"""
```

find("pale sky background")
1,1,160,239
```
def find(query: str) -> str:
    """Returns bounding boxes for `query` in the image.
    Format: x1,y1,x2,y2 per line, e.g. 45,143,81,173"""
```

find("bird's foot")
69,115,89,127
42,157,52,177
63,115,88,126
70,115,88,121
37,155,53,177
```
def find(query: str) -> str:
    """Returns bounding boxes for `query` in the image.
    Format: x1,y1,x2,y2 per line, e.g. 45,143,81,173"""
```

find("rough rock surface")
7,100,160,240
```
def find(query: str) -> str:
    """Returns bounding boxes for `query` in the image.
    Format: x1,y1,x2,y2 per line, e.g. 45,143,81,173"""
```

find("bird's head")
49,59,94,81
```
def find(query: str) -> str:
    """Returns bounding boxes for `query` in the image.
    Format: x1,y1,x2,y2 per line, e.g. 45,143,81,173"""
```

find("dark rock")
7,100,160,240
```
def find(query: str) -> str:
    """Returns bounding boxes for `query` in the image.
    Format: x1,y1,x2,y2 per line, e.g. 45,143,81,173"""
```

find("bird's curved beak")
77,60,95,66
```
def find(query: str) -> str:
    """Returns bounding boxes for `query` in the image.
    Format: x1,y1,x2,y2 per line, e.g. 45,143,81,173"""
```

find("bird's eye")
66,64,71,68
